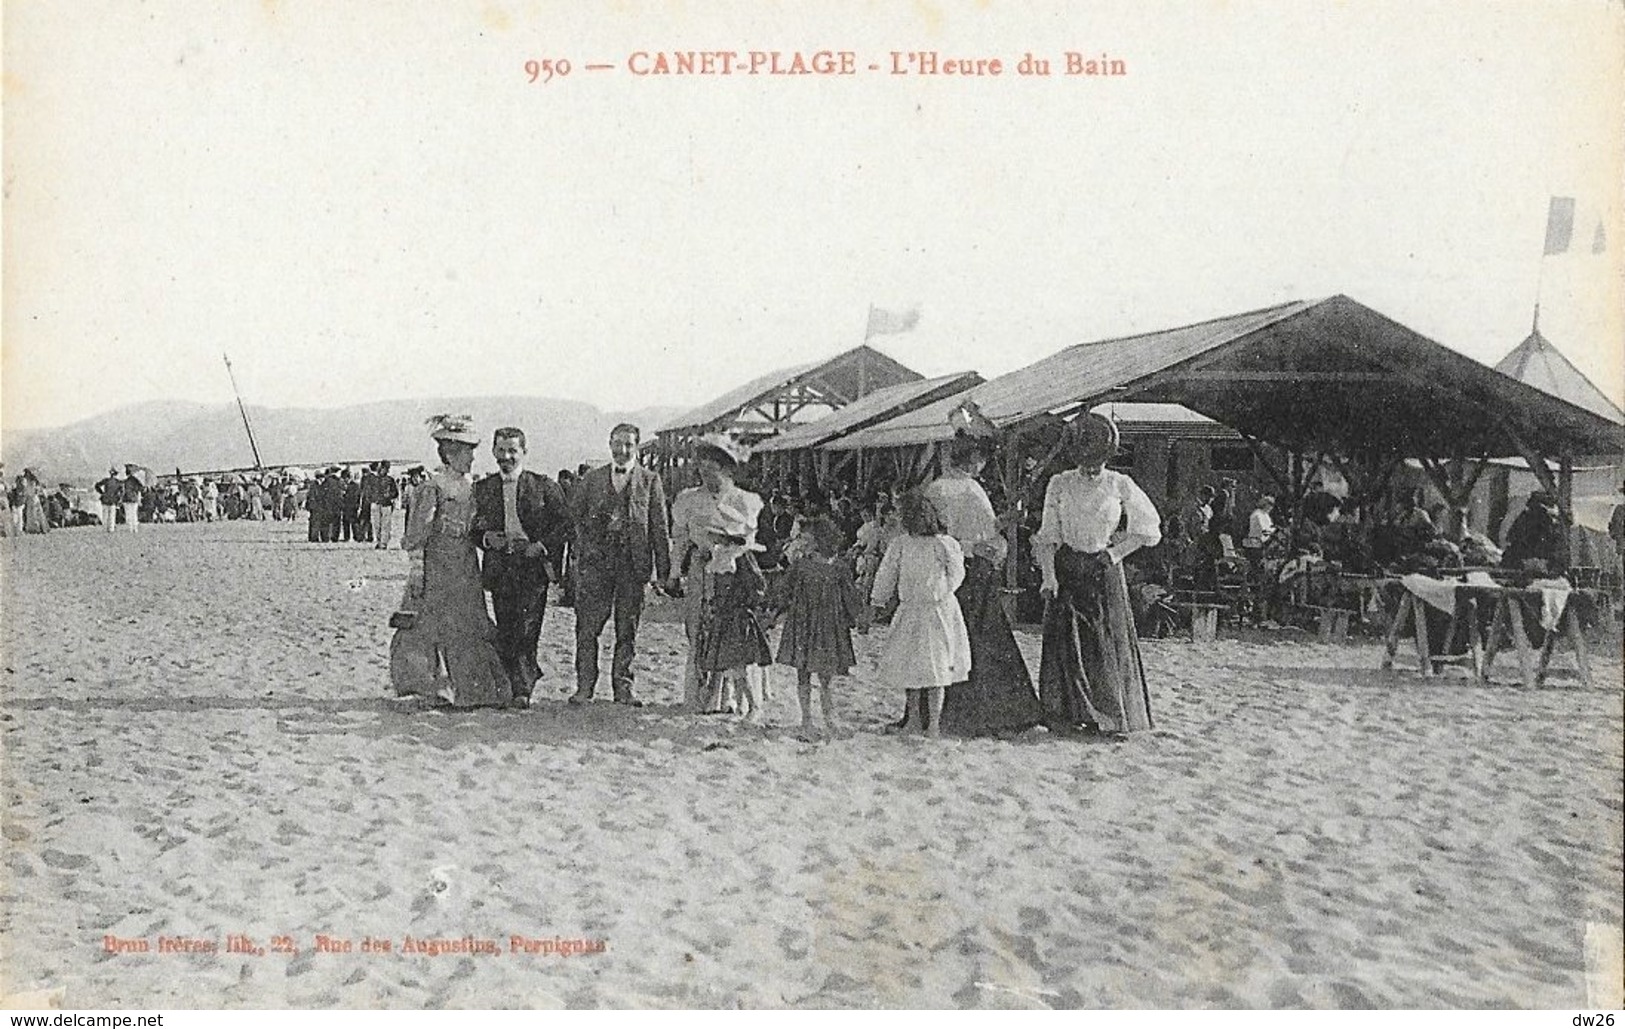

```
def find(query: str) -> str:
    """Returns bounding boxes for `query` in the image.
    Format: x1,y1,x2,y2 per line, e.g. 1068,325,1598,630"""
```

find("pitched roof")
657,345,921,434
754,372,984,453
1494,329,1625,423
826,296,1625,459
826,301,1316,449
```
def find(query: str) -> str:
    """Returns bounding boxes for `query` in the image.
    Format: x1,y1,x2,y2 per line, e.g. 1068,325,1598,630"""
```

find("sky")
3,0,1622,432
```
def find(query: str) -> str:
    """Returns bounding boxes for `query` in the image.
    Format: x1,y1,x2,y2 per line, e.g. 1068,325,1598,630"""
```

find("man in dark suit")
568,423,670,705
339,470,360,542
472,427,570,705
355,464,377,542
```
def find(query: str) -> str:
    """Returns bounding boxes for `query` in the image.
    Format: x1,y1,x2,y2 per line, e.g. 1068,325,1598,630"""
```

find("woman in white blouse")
1034,413,1161,737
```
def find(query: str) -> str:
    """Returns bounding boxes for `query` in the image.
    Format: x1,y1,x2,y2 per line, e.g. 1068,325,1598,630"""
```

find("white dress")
870,533,971,689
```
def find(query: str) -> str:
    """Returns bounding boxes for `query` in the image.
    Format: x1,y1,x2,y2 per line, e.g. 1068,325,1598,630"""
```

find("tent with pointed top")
1493,327,1624,424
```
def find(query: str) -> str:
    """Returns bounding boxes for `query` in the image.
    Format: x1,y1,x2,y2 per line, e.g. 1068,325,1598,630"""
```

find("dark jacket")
568,463,671,584
1502,505,1565,571
472,471,571,591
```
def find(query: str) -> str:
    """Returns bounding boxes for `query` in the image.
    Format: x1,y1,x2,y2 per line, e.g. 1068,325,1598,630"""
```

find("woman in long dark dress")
924,434,1042,735
1035,413,1162,738
388,415,513,709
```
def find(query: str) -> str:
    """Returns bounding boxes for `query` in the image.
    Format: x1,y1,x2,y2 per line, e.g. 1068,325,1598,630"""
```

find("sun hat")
693,432,751,469
425,413,480,446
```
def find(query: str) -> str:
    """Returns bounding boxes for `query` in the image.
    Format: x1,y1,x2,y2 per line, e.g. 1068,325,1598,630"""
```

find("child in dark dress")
772,516,868,739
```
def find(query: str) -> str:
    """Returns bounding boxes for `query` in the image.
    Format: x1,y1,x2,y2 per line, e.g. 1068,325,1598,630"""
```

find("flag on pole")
865,304,921,339
1543,196,1576,255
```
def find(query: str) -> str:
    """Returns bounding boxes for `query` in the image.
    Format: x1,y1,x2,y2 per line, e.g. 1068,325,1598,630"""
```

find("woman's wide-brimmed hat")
425,413,480,446
1064,411,1119,468
693,432,751,469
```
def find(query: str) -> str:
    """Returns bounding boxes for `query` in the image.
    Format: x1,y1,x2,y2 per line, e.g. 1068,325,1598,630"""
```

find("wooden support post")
1499,420,1558,496
1482,596,1508,678
1241,433,1293,498
1562,606,1593,688
1463,597,1484,678
1412,596,1433,677
1382,593,1412,670
998,430,1024,591
1506,596,1536,687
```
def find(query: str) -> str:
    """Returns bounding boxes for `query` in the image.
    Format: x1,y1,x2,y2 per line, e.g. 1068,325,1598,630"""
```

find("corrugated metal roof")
827,300,1315,449
1494,330,1625,423
754,372,983,453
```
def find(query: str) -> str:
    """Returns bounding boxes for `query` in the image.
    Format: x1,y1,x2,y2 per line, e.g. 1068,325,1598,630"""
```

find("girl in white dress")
869,491,971,738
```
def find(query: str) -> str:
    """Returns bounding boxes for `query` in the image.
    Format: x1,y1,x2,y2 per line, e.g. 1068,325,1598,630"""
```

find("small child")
869,491,970,738
695,490,773,722
772,516,868,739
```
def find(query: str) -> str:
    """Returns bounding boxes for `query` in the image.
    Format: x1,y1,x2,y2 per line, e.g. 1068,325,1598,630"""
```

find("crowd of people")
385,412,1160,743
6,416,1613,739
1138,478,1583,632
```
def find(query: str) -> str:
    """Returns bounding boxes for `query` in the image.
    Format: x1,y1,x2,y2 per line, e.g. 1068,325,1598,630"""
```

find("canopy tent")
824,296,1623,460
1493,325,1624,424
823,296,1623,561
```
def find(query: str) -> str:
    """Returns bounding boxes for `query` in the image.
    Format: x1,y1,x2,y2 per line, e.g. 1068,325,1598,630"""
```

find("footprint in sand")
41,848,90,870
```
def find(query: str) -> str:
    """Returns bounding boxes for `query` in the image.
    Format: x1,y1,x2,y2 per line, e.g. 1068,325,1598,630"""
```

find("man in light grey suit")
568,423,671,705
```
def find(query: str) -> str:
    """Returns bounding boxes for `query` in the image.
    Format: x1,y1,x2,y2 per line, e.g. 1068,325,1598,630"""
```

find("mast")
222,353,264,471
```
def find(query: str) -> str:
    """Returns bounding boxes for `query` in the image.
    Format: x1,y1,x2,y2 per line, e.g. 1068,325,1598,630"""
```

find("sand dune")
2,519,1621,1008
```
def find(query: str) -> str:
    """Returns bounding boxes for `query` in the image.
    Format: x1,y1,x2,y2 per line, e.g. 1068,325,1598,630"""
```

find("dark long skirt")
696,556,773,673
1039,546,1153,733
941,554,1042,735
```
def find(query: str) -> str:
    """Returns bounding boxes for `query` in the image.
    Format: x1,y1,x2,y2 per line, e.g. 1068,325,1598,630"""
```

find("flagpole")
863,302,875,343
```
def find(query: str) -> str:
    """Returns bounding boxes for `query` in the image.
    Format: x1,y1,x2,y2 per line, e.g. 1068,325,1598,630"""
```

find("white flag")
865,305,921,339
1543,196,1575,255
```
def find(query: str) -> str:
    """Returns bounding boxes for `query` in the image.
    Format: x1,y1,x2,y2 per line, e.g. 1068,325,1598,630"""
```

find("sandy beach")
1,518,1620,1008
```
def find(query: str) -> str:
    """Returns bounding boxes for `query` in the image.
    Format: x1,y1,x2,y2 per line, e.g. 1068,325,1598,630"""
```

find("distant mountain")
1,398,683,484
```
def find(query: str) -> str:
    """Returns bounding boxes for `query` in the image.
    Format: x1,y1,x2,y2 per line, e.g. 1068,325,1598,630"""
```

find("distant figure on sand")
19,469,50,535
0,463,11,538
870,491,970,739
388,415,513,709
1035,413,1161,739
569,423,670,706
472,427,570,706
370,461,400,550
96,466,123,532
119,466,144,533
